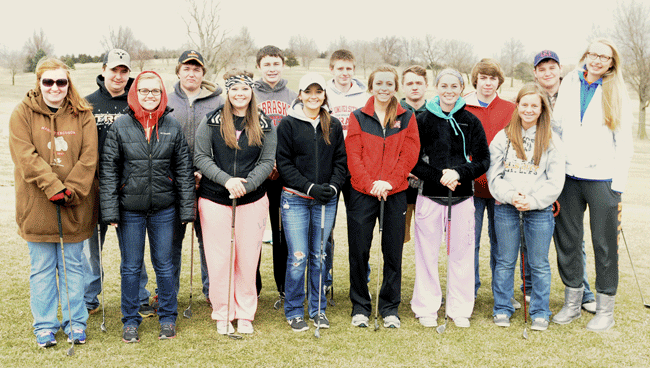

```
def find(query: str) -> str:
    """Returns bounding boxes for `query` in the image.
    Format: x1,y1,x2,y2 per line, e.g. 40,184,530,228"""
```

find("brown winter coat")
9,89,98,243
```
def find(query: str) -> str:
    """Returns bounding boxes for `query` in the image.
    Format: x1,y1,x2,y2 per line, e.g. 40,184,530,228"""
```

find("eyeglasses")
586,52,612,63
138,89,162,96
41,78,68,88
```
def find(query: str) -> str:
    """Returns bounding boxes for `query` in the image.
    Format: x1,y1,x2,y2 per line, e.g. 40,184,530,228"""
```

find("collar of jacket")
359,96,408,119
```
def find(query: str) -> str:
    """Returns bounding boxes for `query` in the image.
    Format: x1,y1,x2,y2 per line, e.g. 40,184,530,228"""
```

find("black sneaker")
310,313,330,329
288,317,309,332
122,326,139,343
159,322,176,340
139,304,156,318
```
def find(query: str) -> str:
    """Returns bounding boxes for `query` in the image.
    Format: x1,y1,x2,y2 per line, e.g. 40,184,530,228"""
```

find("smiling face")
534,60,561,92
436,74,462,112
40,68,69,108
370,71,397,105
300,84,326,113
518,93,542,129
476,73,499,102
403,72,427,105
331,60,355,90
137,77,162,111
228,83,253,116
178,62,204,94
584,42,613,81
102,65,130,97
257,56,284,88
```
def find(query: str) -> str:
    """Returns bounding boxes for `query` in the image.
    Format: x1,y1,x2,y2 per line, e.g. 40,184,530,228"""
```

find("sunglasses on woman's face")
41,78,69,88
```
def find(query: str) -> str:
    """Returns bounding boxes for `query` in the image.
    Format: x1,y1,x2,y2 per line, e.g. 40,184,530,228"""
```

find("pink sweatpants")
411,195,475,320
199,195,268,322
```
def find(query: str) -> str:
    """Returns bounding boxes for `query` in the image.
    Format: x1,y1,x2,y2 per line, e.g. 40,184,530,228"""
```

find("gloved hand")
308,183,335,204
50,188,72,206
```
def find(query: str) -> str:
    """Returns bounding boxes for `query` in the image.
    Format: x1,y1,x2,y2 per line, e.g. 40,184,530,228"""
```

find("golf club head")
100,322,107,332
67,346,75,356
523,328,528,340
183,307,192,319
374,320,379,331
644,304,650,309
273,299,281,310
314,328,321,338
436,324,446,334
227,333,243,340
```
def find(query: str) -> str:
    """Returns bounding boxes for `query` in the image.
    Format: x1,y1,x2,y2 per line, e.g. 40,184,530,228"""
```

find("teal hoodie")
426,96,470,163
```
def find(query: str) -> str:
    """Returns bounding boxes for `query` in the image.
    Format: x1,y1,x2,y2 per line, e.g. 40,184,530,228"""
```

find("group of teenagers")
10,37,633,348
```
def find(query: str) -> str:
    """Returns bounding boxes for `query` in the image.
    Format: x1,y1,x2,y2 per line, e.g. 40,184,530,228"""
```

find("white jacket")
488,127,565,210
552,68,633,192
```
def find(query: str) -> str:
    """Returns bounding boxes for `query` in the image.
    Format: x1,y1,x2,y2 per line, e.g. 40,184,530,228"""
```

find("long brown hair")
368,65,399,128
505,84,552,166
221,69,263,149
35,58,92,115
299,87,332,145
578,38,624,131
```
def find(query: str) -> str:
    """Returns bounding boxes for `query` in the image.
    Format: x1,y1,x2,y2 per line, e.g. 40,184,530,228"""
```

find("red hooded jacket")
127,71,168,141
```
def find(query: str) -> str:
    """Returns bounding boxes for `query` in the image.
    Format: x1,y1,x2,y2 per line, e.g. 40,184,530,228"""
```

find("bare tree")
218,27,256,70
421,34,443,71
1,48,25,85
23,28,54,57
184,0,227,78
375,36,402,66
328,36,350,56
500,38,526,87
101,26,138,53
440,39,476,80
401,37,423,66
131,40,153,71
288,35,318,69
350,40,382,78
612,0,650,139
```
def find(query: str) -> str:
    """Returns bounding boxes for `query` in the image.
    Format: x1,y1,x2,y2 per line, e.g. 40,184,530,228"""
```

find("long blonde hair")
579,38,624,131
221,69,263,149
35,58,92,115
505,84,553,166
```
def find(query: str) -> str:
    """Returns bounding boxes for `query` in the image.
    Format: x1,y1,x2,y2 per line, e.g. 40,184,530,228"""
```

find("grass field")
0,59,648,367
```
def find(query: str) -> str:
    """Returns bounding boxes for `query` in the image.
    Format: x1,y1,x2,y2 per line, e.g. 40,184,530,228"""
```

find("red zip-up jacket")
345,97,420,196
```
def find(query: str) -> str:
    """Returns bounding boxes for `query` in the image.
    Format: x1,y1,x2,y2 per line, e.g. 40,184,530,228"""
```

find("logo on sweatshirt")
258,100,291,127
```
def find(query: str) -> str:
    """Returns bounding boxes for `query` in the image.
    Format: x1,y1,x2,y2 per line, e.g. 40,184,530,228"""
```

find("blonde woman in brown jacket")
9,58,98,348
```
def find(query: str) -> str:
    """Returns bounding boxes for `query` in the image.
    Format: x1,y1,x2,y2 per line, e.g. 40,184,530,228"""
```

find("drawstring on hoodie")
426,96,470,163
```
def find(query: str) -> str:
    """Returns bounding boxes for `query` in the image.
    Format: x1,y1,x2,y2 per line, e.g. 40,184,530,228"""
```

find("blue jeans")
117,206,178,327
29,241,87,336
493,204,554,321
281,191,337,320
474,197,498,295
85,224,150,309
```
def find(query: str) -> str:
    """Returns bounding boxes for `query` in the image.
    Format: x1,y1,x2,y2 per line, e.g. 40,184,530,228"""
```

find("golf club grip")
56,205,63,236
447,189,452,220
321,205,326,229
379,198,385,232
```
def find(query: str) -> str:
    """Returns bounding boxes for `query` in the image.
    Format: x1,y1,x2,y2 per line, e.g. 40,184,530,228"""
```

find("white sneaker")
383,315,400,328
453,317,470,328
351,314,369,328
493,314,510,327
511,298,521,309
418,317,437,327
237,319,254,334
216,320,235,335
531,318,549,331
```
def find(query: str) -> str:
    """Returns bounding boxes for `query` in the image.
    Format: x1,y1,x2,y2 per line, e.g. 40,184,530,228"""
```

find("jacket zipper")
314,124,319,188
148,112,153,211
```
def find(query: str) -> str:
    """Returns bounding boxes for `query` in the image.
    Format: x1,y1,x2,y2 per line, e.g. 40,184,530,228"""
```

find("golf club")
519,212,528,340
57,205,75,356
437,189,452,334
374,198,385,331
328,236,336,306
274,208,284,311
315,205,326,339
225,198,242,339
184,222,195,319
621,228,650,308
98,224,107,332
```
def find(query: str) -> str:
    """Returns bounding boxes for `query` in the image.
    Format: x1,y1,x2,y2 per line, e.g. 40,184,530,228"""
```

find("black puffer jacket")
100,108,195,223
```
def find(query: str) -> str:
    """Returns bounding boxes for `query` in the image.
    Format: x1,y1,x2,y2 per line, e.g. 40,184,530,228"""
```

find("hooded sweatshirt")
85,74,134,156
326,78,370,136
411,96,489,202
10,90,98,243
487,126,565,210
127,71,168,142
167,80,224,160
254,78,297,127
276,102,347,196
464,91,516,198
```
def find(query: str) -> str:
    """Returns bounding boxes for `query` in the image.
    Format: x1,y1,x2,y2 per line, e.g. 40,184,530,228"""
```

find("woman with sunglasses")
100,71,195,342
551,38,633,331
10,58,98,348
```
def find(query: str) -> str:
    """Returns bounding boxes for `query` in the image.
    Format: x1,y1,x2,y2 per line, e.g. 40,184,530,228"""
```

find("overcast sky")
0,0,632,67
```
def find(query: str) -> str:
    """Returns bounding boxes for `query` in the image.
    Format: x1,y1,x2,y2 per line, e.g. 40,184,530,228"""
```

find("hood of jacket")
287,100,329,123
94,74,134,99
254,78,290,93
171,79,223,101
128,71,169,139
326,78,367,97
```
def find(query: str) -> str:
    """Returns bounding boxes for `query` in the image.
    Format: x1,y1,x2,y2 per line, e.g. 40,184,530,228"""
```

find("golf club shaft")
315,204,326,337
621,228,650,308
375,198,385,330
57,205,75,355
226,198,237,334
519,212,528,325
98,224,106,331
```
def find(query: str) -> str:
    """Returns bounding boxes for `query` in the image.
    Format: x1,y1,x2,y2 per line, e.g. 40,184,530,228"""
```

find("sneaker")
531,318,549,331
216,321,235,335
36,331,56,348
151,295,159,310
67,329,86,344
159,322,176,340
351,314,369,328
582,300,597,314
288,317,309,332
418,317,437,327
122,326,139,343
383,315,400,328
453,317,470,328
87,306,100,315
310,313,330,329
237,319,254,334
139,304,156,318
511,298,521,309
493,314,511,327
